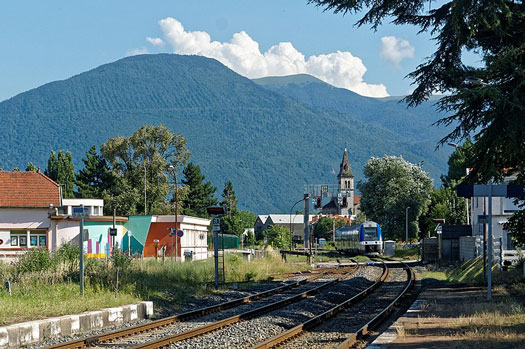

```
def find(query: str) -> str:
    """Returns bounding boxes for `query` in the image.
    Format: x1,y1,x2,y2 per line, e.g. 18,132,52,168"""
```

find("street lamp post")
144,161,147,215
405,206,410,243
289,198,305,250
169,165,179,261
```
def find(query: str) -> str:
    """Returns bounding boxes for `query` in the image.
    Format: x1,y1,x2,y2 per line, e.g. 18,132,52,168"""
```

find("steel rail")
336,263,415,348
251,262,388,349
45,265,356,349
131,265,360,349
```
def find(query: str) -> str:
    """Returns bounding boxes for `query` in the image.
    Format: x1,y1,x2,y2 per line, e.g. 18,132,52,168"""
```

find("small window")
10,236,18,246
30,236,38,246
20,236,27,247
39,236,47,247
94,206,100,215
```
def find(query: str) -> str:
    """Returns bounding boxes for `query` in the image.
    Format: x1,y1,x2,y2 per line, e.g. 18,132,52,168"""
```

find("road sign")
177,230,184,238
213,217,220,225
213,224,220,232
73,206,90,218
478,215,488,224
321,185,328,193
109,228,117,236
457,184,524,198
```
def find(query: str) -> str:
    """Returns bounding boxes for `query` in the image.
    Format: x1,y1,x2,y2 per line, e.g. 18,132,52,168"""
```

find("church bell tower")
338,148,354,217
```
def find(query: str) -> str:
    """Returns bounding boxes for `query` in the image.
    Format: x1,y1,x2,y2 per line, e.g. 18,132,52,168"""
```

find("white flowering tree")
358,156,433,241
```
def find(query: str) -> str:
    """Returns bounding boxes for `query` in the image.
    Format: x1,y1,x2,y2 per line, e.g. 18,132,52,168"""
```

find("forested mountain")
0,54,450,213
253,74,450,148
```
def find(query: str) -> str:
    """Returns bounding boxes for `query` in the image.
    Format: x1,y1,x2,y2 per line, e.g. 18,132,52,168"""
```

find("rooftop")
0,171,60,208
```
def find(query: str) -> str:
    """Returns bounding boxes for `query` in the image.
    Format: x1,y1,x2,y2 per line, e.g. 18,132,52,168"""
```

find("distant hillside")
253,74,451,145
0,54,450,213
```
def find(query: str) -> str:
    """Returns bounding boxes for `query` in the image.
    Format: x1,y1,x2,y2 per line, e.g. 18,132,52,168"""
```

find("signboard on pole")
457,184,524,198
177,230,184,238
73,206,90,218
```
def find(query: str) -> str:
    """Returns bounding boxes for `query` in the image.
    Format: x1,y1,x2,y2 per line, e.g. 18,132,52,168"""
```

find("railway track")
254,262,415,349
46,264,360,349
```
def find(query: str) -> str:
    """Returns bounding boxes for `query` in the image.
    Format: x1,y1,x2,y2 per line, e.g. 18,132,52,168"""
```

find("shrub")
85,258,111,291
54,243,79,271
15,248,52,274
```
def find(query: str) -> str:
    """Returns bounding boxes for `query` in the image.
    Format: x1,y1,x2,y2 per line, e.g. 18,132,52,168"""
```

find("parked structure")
440,225,472,262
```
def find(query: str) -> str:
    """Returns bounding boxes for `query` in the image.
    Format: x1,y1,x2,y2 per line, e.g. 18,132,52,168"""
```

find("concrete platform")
0,301,153,348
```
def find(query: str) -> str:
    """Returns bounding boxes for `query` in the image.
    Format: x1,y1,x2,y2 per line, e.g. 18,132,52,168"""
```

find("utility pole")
487,181,493,300
79,205,85,297
406,206,410,243
303,193,310,249
144,161,147,215
113,208,116,249
169,165,179,261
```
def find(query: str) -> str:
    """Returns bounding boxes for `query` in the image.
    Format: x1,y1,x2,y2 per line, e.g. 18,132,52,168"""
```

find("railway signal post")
208,206,225,288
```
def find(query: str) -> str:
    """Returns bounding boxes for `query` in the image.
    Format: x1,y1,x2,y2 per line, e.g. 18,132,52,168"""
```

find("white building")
60,198,104,216
0,171,61,261
470,175,522,251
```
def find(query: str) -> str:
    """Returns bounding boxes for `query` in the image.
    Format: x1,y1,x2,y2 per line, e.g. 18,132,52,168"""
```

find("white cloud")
126,47,149,56
380,36,414,66
146,37,164,46
155,17,388,97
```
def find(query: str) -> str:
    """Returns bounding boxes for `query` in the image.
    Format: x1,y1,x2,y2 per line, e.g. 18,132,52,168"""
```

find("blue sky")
0,0,443,102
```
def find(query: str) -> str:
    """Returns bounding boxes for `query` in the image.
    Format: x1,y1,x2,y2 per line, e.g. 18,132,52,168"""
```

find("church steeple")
338,148,353,178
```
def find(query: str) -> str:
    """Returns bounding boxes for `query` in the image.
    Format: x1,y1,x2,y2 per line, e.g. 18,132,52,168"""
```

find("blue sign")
177,230,184,238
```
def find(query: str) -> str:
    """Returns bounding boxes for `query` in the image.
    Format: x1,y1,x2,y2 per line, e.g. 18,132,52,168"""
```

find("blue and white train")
334,221,383,255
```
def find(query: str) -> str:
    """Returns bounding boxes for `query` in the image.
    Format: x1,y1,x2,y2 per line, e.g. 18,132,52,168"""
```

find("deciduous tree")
313,217,346,240
358,156,433,241
266,225,290,249
101,125,190,215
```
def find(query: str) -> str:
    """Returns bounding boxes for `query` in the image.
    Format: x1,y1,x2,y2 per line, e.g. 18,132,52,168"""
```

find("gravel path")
281,267,410,349
29,279,304,348
155,265,383,348
98,272,355,347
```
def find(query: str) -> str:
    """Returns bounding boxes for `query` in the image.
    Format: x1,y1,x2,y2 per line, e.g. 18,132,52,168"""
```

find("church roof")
322,198,338,211
338,148,353,178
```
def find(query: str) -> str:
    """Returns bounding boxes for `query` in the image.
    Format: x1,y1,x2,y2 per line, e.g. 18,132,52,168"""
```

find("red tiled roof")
0,171,60,207
354,195,361,205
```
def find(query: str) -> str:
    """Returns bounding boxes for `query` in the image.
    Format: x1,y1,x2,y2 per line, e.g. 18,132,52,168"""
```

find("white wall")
0,208,52,254
62,198,104,216
471,196,521,250
180,216,210,261
0,208,51,230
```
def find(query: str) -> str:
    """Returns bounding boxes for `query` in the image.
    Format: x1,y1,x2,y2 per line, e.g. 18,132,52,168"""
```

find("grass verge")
0,249,309,326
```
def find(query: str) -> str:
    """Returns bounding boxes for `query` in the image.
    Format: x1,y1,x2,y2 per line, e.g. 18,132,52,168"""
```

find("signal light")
342,197,347,207
315,197,322,208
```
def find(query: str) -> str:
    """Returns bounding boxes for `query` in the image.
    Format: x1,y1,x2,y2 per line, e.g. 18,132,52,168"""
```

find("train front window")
363,227,377,241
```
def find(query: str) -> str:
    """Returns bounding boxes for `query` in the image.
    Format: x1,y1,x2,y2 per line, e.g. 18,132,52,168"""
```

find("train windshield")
363,226,377,241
